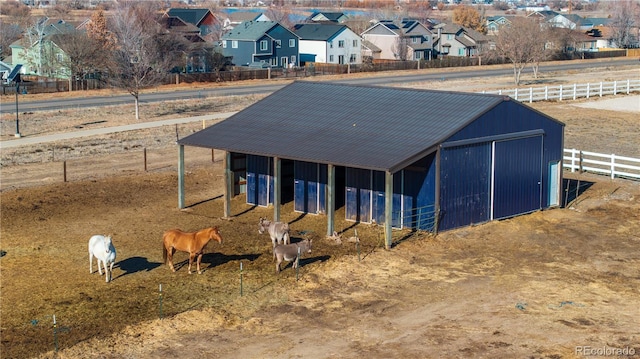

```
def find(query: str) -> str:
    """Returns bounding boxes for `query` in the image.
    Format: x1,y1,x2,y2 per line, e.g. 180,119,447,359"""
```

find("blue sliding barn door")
493,136,543,219
439,143,492,231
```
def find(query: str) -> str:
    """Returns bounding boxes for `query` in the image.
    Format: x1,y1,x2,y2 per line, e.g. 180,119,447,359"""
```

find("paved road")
0,112,235,150
1,58,637,114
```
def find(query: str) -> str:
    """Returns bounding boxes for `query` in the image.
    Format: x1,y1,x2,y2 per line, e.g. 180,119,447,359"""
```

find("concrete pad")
572,95,640,113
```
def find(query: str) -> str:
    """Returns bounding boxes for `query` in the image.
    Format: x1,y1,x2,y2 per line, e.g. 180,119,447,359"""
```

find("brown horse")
162,227,223,274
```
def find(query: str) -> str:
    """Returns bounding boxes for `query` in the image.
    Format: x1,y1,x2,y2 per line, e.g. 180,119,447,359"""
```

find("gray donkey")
273,239,312,273
258,217,290,248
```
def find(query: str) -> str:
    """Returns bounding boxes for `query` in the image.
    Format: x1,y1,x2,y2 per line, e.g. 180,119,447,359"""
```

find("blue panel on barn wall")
392,173,403,228
258,173,269,206
294,176,305,212
493,136,543,219
440,143,491,231
402,153,437,230
346,168,372,223
318,164,327,214
359,174,372,223
308,177,318,214
246,172,257,205
294,162,327,214
294,161,306,212
247,155,272,207
372,171,386,225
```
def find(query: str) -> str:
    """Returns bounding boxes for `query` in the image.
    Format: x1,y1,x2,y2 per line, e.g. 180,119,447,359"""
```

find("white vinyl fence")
564,149,640,180
483,79,640,103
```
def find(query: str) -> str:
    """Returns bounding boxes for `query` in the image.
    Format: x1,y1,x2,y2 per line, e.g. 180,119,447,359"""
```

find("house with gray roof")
361,19,435,61
527,10,559,22
10,19,79,78
176,82,565,248
549,13,593,30
433,23,489,57
293,23,362,64
307,11,349,23
165,8,221,36
361,39,382,61
486,15,517,35
221,21,300,67
222,11,270,31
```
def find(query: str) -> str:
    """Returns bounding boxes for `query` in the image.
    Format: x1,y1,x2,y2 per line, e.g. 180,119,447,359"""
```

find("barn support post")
273,157,281,222
223,151,232,218
384,171,393,249
327,164,335,237
178,145,185,209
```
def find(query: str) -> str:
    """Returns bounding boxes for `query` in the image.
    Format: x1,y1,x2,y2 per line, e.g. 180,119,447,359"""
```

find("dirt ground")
1,64,639,359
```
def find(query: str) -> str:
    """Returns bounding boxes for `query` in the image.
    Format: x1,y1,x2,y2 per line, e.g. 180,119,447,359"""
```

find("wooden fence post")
63,161,67,182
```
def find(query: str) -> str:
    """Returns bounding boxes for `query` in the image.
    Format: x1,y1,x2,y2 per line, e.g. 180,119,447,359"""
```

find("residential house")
293,23,362,65
221,21,299,68
306,11,349,23
548,14,593,31
10,19,78,79
165,8,222,37
0,61,13,83
361,19,434,61
527,10,559,22
222,11,270,31
586,26,617,49
361,39,382,61
159,16,209,73
486,15,516,35
432,23,489,57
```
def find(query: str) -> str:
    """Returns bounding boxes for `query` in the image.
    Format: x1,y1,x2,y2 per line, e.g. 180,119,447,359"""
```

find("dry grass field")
1,63,639,359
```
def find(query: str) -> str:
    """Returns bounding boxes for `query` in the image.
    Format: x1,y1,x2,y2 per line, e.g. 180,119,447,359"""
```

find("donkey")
273,239,312,273
258,217,290,248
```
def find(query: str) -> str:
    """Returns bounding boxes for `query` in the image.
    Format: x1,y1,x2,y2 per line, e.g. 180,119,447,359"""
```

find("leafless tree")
53,31,103,90
370,6,408,22
493,17,546,85
609,0,640,48
528,22,552,79
107,2,189,120
393,36,410,61
0,19,22,60
21,18,50,76
265,6,296,29
406,2,433,26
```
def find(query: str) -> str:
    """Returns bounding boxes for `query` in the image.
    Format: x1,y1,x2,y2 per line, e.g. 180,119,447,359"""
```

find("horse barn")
176,81,565,248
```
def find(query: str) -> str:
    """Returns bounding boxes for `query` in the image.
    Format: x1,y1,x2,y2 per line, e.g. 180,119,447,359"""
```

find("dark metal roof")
178,81,506,173
293,23,348,41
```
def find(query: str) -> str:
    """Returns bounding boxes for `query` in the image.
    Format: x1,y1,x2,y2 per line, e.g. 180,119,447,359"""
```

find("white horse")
88,235,117,283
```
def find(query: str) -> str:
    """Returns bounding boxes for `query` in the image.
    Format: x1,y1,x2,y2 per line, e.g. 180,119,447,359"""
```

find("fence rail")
564,148,640,180
483,79,640,102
